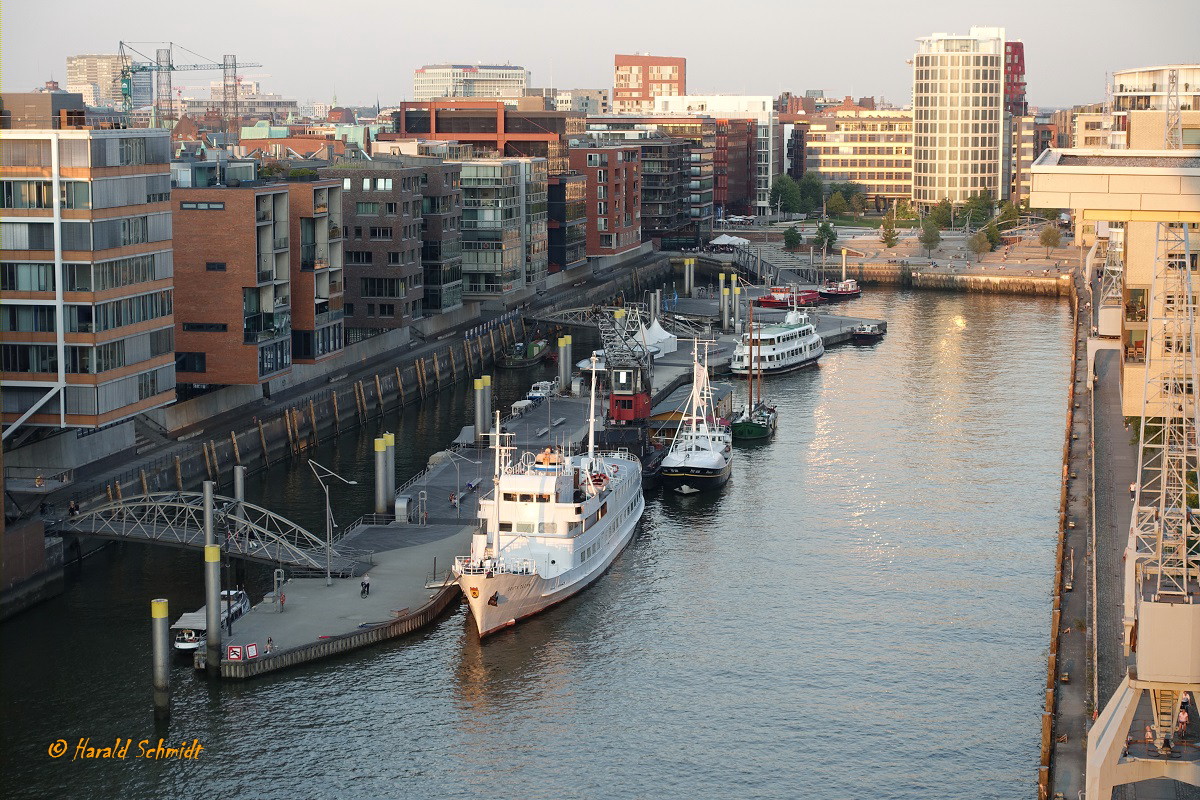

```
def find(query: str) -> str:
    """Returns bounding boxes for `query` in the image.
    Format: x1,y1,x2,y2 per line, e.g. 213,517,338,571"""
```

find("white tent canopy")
638,319,678,354
710,234,750,247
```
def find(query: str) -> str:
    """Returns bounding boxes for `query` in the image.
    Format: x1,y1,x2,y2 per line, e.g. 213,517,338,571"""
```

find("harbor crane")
1087,220,1200,796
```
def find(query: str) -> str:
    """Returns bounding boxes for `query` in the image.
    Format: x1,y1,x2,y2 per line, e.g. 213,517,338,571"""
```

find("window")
369,227,392,239
356,202,380,215
138,370,159,400
205,262,226,271
385,202,398,215
388,252,402,265
343,303,354,316
181,322,228,332
378,303,395,316
342,178,352,190
345,251,373,265
360,277,402,297
1,262,54,292
176,352,207,372
597,201,607,215
179,201,225,211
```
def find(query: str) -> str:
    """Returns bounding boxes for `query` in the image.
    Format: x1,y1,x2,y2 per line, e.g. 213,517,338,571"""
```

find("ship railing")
454,556,537,576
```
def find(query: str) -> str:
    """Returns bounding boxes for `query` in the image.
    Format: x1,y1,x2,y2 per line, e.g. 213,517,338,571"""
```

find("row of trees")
783,221,838,251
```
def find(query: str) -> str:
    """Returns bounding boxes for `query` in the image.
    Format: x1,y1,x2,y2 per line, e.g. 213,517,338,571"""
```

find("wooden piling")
374,374,384,410
331,391,340,434
432,352,442,389
284,410,295,451
478,336,486,368
140,469,149,495
174,456,184,490
308,399,319,441
230,431,242,465
209,441,219,478
257,420,271,467
106,484,114,503
202,444,214,481
488,329,497,359
449,346,458,380
293,409,307,451
395,367,406,406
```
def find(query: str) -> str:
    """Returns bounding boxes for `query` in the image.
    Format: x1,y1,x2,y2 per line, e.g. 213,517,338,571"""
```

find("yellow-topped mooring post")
151,598,170,717
204,544,221,676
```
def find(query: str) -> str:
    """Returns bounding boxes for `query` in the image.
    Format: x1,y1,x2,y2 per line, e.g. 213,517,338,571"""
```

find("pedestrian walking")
266,637,274,654
1179,708,1190,739
1183,691,1192,713
1130,482,1137,499
360,574,371,598
1146,724,1154,744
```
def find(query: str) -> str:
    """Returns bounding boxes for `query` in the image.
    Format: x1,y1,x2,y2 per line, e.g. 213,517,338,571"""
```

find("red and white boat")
754,285,821,308
817,279,862,301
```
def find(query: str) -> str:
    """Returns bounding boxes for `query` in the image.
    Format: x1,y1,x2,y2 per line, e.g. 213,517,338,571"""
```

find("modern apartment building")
804,110,914,205
1,100,175,434
1004,41,1027,116
389,101,582,175
555,89,610,115
1074,113,1109,148
318,164,426,340
1111,64,1200,146
458,157,548,302
568,144,642,259
1007,114,1036,204
613,54,686,114
912,26,1006,209
652,96,782,216
716,118,755,215
413,64,529,102
172,169,344,391
547,173,587,273
66,54,151,108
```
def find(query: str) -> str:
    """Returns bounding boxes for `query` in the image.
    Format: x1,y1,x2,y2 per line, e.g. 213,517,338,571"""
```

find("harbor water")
0,287,1071,799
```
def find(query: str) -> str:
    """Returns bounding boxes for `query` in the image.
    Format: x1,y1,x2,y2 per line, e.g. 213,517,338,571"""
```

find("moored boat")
851,323,885,344
660,346,733,494
730,307,824,376
818,279,862,301
732,298,778,441
497,339,552,369
453,366,645,638
170,590,250,653
755,285,821,308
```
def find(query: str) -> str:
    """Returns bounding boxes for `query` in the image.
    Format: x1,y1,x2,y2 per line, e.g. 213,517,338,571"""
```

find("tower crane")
117,41,261,133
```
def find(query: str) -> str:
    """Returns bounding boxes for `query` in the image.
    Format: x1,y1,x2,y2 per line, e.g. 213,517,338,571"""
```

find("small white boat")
527,379,559,402
660,346,733,494
170,590,251,652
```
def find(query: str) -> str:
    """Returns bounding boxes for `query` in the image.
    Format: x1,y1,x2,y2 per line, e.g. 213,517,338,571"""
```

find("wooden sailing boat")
731,288,778,441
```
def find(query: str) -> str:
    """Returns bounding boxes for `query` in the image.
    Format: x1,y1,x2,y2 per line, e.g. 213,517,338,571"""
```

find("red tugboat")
818,278,862,301
754,285,821,308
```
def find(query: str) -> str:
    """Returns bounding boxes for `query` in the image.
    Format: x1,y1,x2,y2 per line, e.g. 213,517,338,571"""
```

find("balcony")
328,224,342,240
243,312,290,344
257,269,274,284
315,308,345,326
256,210,273,224
314,204,329,214
274,236,289,251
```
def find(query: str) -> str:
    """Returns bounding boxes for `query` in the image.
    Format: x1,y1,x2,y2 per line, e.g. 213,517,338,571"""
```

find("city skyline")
3,0,1195,110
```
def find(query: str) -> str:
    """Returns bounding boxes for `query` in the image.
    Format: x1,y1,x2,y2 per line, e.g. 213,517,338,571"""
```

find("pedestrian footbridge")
49,492,371,577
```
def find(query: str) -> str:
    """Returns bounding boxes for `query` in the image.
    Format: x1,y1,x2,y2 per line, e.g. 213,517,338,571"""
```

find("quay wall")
214,584,460,679
1040,272,1083,796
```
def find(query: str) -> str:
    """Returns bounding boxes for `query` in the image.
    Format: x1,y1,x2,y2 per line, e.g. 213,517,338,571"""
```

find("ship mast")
587,354,598,470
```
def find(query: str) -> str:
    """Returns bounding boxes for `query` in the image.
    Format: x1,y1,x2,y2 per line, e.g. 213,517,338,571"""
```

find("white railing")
454,555,537,576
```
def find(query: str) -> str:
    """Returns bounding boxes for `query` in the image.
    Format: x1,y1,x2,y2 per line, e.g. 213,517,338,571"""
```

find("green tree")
812,221,838,251
962,191,993,228
850,193,867,216
998,200,1020,225
968,231,990,262
827,181,865,201
797,174,823,214
880,214,899,249
985,220,1001,250
770,175,803,215
918,220,942,256
827,191,849,216
783,225,802,250
892,198,916,220
928,198,953,229
1039,224,1063,257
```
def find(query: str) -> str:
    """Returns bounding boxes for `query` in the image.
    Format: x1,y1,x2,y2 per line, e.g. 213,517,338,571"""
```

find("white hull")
458,493,644,637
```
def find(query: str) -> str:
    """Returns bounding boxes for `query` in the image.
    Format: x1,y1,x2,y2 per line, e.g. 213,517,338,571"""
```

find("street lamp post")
308,459,358,587
445,451,482,519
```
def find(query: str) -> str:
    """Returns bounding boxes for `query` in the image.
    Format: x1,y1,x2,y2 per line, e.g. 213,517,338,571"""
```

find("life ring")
612,465,619,474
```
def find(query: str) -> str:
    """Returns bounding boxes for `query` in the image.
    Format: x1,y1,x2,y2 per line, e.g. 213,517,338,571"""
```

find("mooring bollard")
204,544,221,677
374,437,388,514
383,432,396,507
151,598,170,718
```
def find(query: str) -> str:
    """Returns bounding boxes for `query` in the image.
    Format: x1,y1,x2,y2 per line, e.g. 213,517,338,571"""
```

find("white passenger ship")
453,371,645,637
730,308,824,376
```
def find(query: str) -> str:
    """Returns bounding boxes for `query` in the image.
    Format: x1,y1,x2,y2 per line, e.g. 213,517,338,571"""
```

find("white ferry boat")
453,367,644,637
170,590,250,653
730,308,824,376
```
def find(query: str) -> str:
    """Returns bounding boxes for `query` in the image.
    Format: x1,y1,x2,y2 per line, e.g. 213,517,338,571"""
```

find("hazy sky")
3,0,1196,109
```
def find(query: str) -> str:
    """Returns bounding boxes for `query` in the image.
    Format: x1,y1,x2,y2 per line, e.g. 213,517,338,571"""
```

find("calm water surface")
0,288,1071,799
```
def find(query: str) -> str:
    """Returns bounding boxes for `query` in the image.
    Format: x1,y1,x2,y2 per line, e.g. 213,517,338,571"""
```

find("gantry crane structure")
117,41,260,134
1088,220,1200,796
